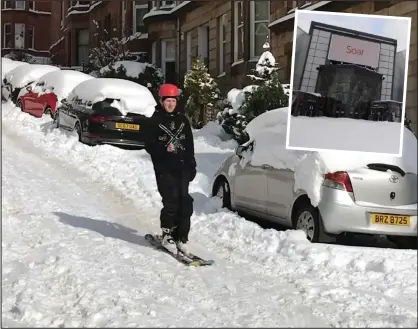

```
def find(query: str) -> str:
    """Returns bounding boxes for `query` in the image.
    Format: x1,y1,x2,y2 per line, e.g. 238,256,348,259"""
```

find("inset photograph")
286,10,411,156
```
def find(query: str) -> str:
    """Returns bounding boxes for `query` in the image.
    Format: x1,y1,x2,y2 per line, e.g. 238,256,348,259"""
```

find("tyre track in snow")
2,121,330,327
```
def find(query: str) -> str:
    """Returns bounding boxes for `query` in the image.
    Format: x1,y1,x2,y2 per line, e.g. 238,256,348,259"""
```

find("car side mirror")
26,85,32,92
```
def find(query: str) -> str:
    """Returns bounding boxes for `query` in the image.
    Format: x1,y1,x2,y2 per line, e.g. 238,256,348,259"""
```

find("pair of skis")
145,234,214,267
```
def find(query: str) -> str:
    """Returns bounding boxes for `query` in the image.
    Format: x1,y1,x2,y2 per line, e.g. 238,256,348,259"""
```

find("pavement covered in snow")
287,115,404,156
2,101,417,327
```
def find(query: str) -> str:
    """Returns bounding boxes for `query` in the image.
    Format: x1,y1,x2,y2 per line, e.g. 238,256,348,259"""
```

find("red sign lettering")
346,45,364,55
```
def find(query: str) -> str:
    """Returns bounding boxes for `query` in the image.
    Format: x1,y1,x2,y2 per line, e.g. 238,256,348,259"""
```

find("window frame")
14,23,25,49
233,1,244,63
60,1,65,28
3,1,12,9
133,1,148,33
186,31,192,71
218,13,227,74
3,23,12,48
28,0,34,10
15,0,25,10
27,25,34,49
161,38,176,79
250,0,270,59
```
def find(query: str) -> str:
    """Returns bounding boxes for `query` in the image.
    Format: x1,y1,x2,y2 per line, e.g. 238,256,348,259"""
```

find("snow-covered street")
2,101,417,327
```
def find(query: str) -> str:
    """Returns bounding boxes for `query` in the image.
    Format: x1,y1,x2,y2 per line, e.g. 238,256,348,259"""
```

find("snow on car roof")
36,70,94,100
6,64,60,89
2,59,30,79
68,78,156,117
244,107,417,206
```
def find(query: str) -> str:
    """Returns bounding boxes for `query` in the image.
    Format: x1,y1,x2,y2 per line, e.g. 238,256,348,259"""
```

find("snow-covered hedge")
98,61,163,100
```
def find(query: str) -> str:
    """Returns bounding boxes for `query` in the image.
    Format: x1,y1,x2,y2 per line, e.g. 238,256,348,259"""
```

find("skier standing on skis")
145,83,196,255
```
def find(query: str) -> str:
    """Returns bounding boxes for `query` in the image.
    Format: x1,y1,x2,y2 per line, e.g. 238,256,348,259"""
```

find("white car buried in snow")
55,78,156,148
4,64,60,104
211,107,417,248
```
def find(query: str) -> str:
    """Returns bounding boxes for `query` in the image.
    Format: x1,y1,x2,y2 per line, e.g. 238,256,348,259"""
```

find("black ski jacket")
145,104,196,176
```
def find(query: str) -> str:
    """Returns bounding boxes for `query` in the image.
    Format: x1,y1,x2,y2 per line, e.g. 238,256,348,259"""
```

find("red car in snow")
18,70,94,119
17,81,58,119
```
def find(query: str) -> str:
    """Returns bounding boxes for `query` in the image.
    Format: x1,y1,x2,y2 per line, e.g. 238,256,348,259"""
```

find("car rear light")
89,115,108,123
323,171,353,192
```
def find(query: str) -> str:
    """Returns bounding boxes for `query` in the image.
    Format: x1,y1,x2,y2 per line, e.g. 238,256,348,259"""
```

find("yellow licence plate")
371,213,410,226
115,123,140,131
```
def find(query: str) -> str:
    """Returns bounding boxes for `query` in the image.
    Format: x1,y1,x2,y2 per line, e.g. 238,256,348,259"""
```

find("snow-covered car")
1,59,30,101
5,64,60,104
211,107,417,248
56,78,156,148
18,70,94,119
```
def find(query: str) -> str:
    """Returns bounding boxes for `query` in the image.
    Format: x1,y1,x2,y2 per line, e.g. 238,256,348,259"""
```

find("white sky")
296,10,411,51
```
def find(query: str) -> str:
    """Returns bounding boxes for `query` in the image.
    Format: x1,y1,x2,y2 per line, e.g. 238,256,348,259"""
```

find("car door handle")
261,164,273,170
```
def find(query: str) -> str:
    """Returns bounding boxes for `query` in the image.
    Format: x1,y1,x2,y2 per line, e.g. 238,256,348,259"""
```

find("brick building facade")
1,0,52,61
145,0,417,133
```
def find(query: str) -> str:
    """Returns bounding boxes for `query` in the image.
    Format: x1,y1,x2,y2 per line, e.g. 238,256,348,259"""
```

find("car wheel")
214,177,232,210
74,122,82,142
294,204,321,242
54,111,60,128
17,99,23,110
44,106,54,120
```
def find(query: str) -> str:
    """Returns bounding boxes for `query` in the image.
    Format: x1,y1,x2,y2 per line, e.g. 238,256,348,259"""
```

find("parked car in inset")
55,78,156,148
291,90,322,117
4,64,60,104
211,108,417,248
18,70,94,119
368,100,403,122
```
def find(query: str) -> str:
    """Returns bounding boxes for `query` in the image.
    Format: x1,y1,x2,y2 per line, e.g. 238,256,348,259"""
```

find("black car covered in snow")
55,78,157,149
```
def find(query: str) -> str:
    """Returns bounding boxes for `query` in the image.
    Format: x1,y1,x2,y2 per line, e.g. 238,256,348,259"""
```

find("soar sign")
327,34,381,68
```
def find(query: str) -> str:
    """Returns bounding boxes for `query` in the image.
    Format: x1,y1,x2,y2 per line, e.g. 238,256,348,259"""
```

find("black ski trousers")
155,169,193,243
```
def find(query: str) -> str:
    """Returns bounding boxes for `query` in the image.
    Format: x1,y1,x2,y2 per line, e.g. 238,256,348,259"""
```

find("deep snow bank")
243,107,417,206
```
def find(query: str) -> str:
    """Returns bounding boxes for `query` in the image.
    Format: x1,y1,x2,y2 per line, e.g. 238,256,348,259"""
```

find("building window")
15,0,25,10
28,0,34,10
161,38,176,83
161,1,175,7
61,2,65,28
250,0,270,58
198,25,209,67
15,23,25,48
121,0,126,36
218,14,227,74
76,29,89,66
233,1,244,62
3,23,12,47
3,1,12,9
186,31,192,71
151,41,157,65
133,1,148,33
27,25,34,49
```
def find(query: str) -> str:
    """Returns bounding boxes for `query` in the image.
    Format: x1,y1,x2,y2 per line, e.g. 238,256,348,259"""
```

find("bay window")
161,38,176,83
27,25,34,49
250,0,270,59
233,1,244,63
133,1,148,33
3,23,12,48
15,0,25,9
218,14,227,74
15,23,25,49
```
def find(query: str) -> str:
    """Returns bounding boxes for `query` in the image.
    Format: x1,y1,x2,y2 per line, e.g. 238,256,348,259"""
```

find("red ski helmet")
158,83,180,98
